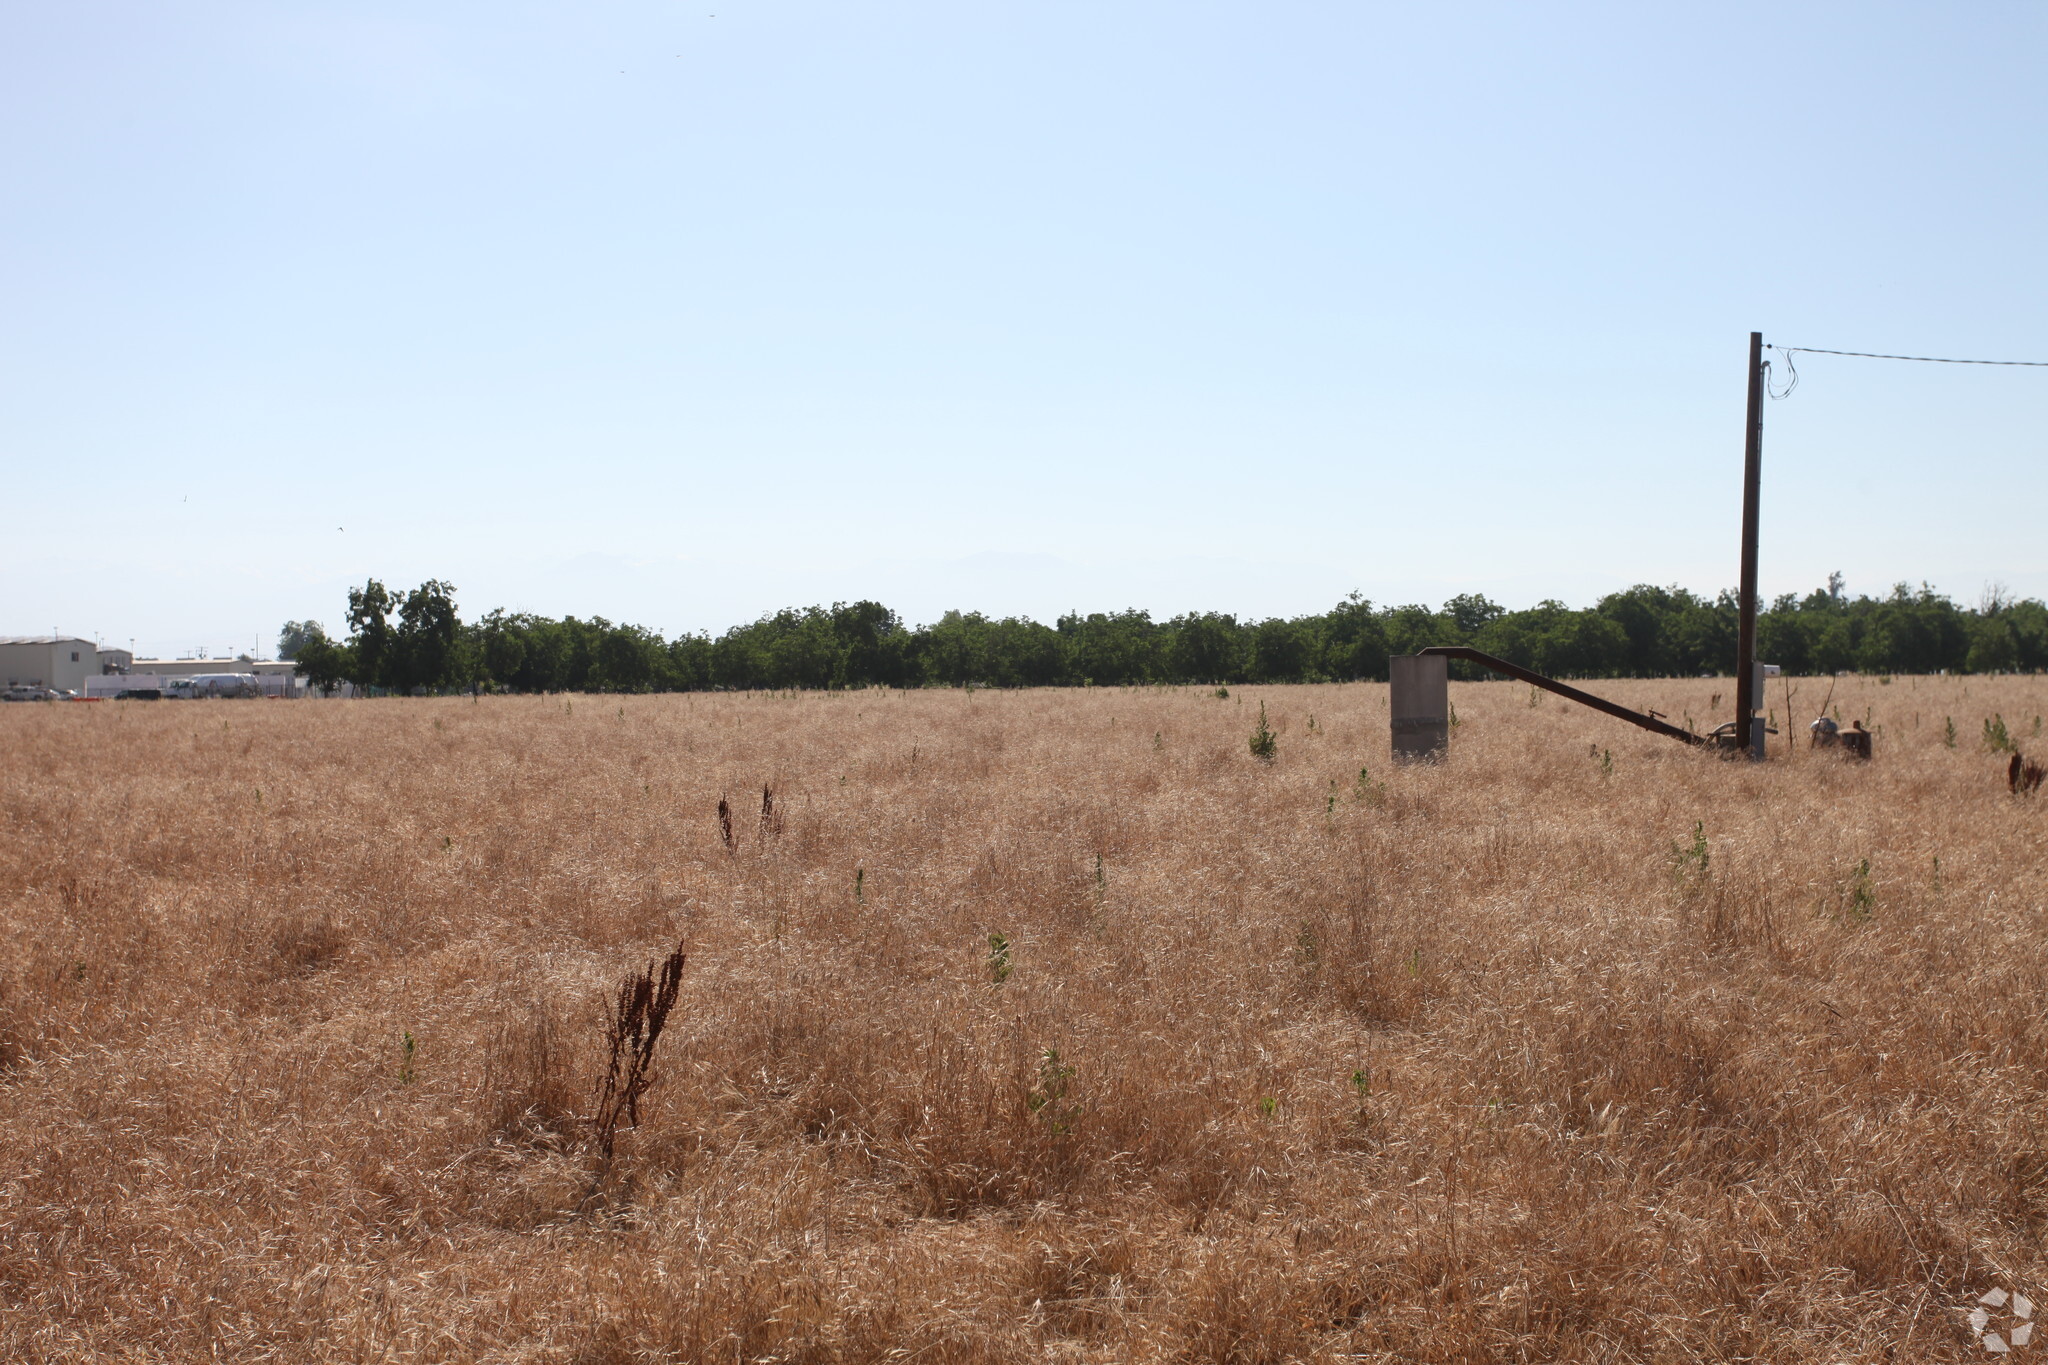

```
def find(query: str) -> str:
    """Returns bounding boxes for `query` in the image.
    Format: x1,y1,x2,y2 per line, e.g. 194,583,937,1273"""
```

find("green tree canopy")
276,620,326,660
308,574,2042,696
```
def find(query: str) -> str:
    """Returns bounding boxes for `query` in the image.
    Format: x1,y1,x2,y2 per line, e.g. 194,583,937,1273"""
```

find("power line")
1769,344,2048,367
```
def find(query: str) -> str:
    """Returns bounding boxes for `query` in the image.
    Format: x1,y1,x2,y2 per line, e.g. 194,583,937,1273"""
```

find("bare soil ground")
3,675,2046,1362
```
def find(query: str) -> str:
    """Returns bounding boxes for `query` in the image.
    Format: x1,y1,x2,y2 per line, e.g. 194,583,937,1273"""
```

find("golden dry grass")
3,675,2047,1362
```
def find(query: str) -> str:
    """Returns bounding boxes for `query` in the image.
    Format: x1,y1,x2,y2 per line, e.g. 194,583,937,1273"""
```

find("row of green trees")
282,577,2048,695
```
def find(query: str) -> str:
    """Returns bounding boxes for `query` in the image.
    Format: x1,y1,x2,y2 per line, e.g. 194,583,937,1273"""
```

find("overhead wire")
1768,344,2048,367
1764,342,2047,401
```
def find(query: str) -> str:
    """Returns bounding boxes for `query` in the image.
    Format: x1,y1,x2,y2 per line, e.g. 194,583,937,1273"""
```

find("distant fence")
84,672,311,699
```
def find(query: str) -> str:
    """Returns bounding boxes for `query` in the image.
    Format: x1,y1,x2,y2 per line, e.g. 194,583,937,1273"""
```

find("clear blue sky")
6,2,2044,657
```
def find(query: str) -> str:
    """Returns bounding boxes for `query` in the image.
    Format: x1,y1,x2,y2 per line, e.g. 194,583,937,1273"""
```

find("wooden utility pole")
1734,332,1765,758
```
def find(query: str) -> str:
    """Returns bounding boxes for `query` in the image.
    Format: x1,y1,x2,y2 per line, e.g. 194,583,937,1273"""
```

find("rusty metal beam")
1415,646,1708,748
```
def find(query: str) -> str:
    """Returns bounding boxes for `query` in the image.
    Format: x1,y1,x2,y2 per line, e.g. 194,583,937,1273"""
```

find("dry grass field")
4,675,2048,1363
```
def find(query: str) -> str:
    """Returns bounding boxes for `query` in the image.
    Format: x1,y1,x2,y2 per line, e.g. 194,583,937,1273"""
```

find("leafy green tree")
2008,601,2048,672
1531,605,1629,677
1250,618,1312,683
392,580,462,693
1057,609,1160,686
665,633,714,690
1756,593,1812,675
294,635,354,696
1443,593,1506,634
476,609,529,690
276,620,326,661
523,616,581,690
1661,592,1736,676
1968,615,2020,673
1868,583,1968,673
1317,594,1390,681
592,623,665,692
1811,617,1856,675
767,609,842,689
1168,612,1244,683
832,601,910,687
708,619,767,690
345,580,398,691
1596,585,1703,676
1381,604,1450,661
984,616,1068,686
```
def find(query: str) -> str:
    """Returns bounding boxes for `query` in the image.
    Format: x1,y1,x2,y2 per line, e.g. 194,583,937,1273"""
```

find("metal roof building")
0,636,97,694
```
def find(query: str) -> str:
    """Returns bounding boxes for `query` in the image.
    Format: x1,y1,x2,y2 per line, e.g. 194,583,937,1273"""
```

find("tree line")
280,575,2048,695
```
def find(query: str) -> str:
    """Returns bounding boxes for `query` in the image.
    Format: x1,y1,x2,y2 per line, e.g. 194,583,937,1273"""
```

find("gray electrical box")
1390,654,1450,763
1751,661,1779,759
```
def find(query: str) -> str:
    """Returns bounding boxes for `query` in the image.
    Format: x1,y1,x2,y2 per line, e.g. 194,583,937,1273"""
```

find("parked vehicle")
1,686,63,702
166,674,261,699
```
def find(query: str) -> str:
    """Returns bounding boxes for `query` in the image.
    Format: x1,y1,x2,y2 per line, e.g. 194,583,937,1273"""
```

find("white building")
0,636,97,694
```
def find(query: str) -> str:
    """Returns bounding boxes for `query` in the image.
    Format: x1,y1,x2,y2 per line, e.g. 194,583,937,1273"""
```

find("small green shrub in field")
1028,1048,1079,1135
1985,714,2013,753
1672,821,1710,888
1347,764,1388,810
1830,858,1876,923
1248,703,1277,763
1846,859,1875,921
986,932,1013,984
